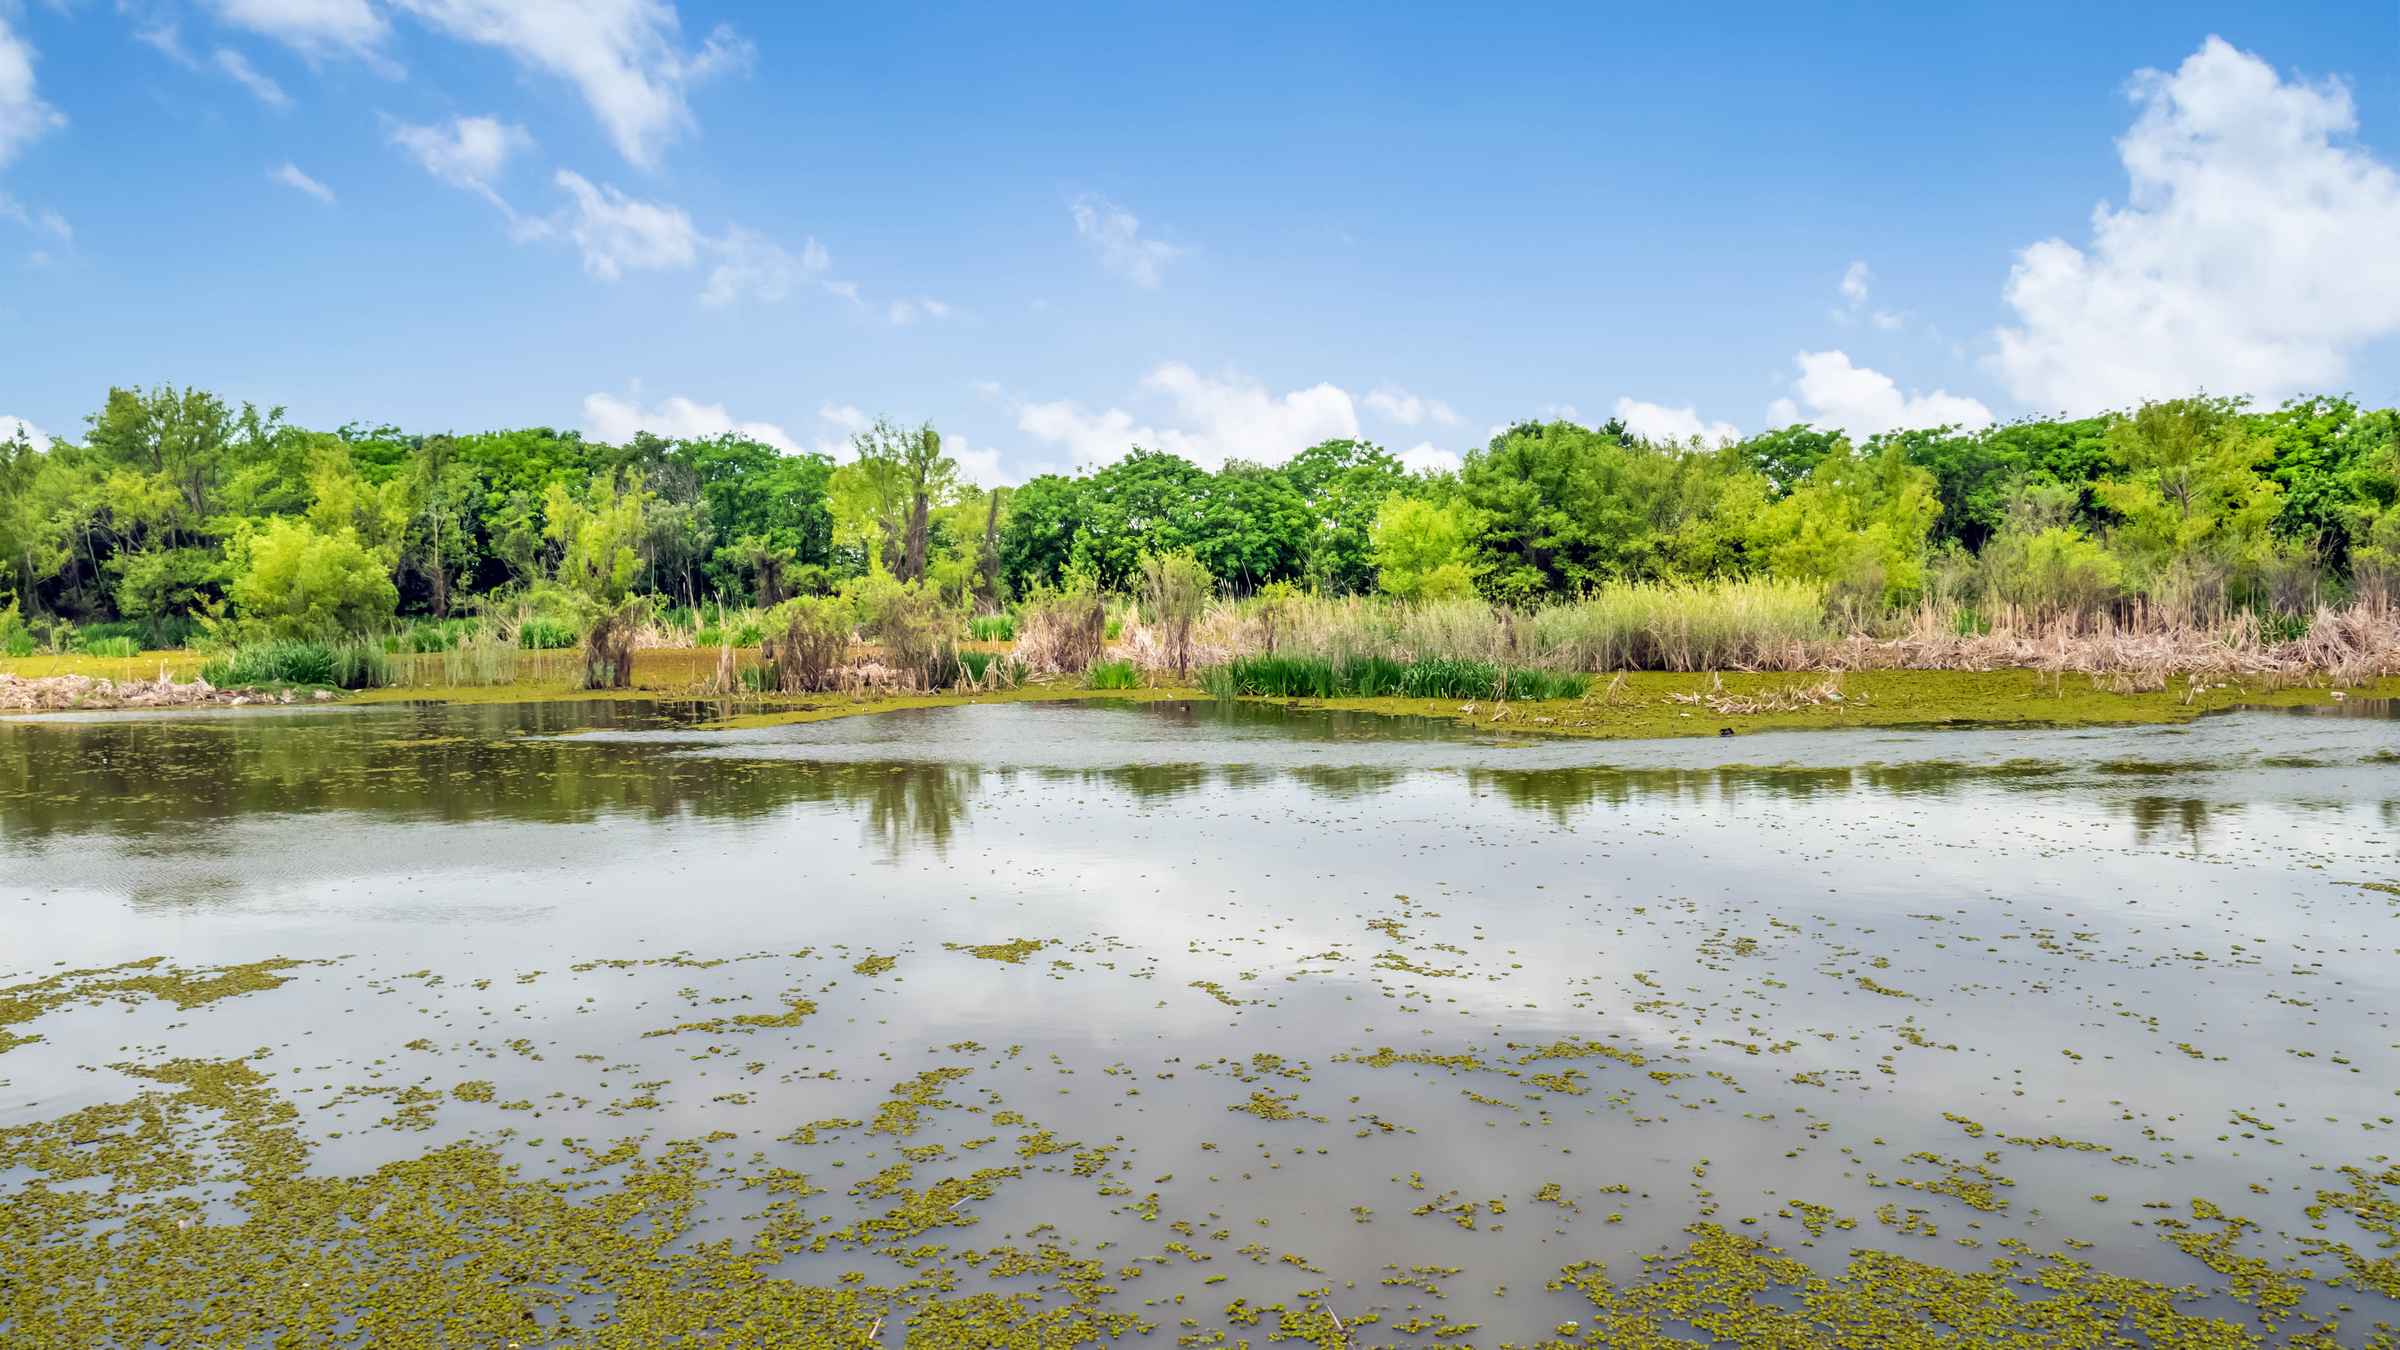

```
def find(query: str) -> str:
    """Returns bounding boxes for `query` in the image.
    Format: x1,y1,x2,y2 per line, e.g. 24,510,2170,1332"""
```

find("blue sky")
2,1,2396,483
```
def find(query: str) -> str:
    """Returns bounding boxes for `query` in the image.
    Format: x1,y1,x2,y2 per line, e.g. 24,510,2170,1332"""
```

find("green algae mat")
3,695,2399,1346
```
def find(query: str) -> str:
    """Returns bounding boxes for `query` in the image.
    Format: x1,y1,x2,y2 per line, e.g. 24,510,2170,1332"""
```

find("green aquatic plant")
200,637,389,689
1084,658,1142,690
1202,653,1587,702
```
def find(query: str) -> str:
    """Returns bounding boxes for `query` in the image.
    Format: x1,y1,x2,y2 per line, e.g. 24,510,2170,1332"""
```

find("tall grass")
968,612,1017,642
1202,653,1588,701
1085,658,1143,689
201,638,391,689
518,618,579,650
1528,579,1828,672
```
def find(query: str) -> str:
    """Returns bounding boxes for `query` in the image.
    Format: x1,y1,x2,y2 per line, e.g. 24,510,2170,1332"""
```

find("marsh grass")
968,613,1017,642
1085,658,1143,690
202,638,391,690
1203,653,1589,701
956,649,1029,689
517,618,578,650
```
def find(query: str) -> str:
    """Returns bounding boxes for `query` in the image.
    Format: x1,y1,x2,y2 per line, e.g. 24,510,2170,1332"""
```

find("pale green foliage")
1739,439,1940,608
544,473,655,609
1370,496,1477,601
227,518,399,638
2096,397,2282,585
1139,548,1214,676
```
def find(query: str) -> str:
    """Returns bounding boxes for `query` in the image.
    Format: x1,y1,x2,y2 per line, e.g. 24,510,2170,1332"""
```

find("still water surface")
3,698,2397,1343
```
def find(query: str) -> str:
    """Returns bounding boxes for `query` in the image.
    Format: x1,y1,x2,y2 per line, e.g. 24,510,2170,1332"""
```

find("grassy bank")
10,645,2392,740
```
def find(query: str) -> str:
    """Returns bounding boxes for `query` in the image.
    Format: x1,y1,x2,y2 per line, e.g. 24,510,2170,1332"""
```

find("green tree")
1073,449,1209,590
1281,439,1413,593
1370,496,1477,601
2095,397,2282,600
227,518,399,637
997,475,1088,596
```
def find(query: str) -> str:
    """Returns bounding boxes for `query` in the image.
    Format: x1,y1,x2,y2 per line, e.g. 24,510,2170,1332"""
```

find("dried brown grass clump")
1017,585,1107,675
1801,603,2400,683
762,597,852,693
581,606,641,690
1670,672,1849,715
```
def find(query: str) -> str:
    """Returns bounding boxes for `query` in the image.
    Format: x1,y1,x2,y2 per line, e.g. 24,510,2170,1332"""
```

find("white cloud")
0,192,70,240
553,168,696,280
1362,384,1460,428
1994,36,2400,413
1013,363,1358,470
388,115,532,198
1838,260,1871,305
388,0,752,167
1869,310,1904,331
207,0,388,62
0,415,50,451
885,296,953,326
941,432,1013,488
135,23,201,68
213,47,291,108
1071,194,1182,287
818,402,868,434
1612,396,1739,446
1397,443,1461,475
701,227,826,306
582,392,798,452
270,161,334,203
1766,350,1993,438
0,15,66,170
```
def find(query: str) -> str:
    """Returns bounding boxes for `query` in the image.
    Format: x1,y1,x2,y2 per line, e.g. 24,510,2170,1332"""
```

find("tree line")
2,384,2396,647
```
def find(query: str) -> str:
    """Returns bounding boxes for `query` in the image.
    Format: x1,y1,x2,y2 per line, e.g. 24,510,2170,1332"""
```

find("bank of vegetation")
4,385,2399,703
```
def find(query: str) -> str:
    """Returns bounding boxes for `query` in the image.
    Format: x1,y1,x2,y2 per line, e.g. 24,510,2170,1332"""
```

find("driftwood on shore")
0,673,332,713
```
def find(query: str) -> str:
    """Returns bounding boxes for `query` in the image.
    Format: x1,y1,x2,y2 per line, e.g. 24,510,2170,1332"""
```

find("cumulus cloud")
1613,396,1739,446
206,0,389,63
0,415,50,450
1362,385,1459,428
701,227,827,306
1993,36,2400,413
1012,363,1358,470
388,0,752,167
582,392,798,452
1071,194,1182,287
1397,443,1462,475
1767,351,1992,438
0,15,66,170
271,161,334,202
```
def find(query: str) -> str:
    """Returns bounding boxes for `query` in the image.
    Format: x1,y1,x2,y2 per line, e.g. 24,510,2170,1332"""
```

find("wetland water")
3,697,2398,1345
